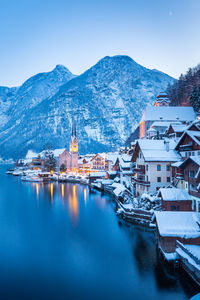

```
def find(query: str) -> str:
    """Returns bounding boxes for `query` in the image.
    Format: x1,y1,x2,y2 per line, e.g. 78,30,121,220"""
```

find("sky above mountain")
0,0,200,86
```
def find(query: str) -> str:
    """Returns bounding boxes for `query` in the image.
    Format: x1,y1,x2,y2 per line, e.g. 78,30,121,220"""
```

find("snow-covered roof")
169,124,187,133
106,153,118,164
171,161,183,168
113,183,126,197
152,121,174,128
137,139,181,162
121,154,132,162
140,106,195,123
52,148,66,157
177,130,200,149
89,172,107,177
155,212,200,238
119,156,131,168
26,150,38,159
40,148,65,158
177,156,200,169
158,188,192,201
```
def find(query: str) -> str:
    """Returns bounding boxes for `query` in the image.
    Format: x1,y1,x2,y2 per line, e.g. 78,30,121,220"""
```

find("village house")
90,153,106,170
155,211,200,260
131,139,181,196
172,157,200,212
139,106,195,139
175,129,200,160
154,92,171,107
157,187,192,211
166,123,187,140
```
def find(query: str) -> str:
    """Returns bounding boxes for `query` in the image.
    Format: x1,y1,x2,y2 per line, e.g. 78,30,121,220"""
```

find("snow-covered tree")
43,150,57,172
190,86,200,112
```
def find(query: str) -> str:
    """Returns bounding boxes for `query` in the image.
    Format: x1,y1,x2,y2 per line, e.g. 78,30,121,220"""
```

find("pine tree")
190,86,200,112
43,150,57,172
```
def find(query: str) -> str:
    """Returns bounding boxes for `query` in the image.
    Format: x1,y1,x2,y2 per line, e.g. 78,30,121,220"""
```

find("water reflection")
68,185,79,225
84,188,87,205
61,183,64,199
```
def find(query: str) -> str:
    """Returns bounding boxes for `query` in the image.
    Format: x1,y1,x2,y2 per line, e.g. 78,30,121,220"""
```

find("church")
59,118,78,172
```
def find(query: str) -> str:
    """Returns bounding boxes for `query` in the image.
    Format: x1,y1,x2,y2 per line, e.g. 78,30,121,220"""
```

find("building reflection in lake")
68,185,79,225
84,188,87,205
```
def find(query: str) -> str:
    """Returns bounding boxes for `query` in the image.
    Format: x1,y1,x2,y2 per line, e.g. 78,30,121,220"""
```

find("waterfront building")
155,211,200,260
131,139,180,196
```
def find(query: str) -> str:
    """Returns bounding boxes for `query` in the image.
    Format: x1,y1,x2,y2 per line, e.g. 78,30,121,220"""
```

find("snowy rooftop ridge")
137,139,181,162
155,212,200,238
140,106,196,123
158,188,192,201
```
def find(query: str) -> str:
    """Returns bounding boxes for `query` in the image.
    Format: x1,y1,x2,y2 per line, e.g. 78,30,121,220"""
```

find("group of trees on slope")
167,64,200,112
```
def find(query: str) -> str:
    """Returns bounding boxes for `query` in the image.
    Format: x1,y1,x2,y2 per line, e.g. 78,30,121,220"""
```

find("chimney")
164,138,170,152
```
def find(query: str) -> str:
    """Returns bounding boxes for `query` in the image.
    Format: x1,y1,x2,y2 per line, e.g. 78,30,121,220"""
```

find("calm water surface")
0,165,199,300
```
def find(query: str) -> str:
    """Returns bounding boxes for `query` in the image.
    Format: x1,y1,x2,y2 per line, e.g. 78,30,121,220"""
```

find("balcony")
133,174,150,186
134,165,145,174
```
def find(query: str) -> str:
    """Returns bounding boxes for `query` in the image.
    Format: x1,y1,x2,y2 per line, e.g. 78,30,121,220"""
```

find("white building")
139,106,195,138
131,139,181,196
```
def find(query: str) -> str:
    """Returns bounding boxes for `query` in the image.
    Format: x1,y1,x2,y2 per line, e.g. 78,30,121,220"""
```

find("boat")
6,168,15,175
12,169,24,176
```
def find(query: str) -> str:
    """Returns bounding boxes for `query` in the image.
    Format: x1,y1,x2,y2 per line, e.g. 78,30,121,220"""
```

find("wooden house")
155,212,200,260
157,187,192,211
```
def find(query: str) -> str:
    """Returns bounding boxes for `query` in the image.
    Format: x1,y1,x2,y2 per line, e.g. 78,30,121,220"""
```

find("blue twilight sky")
0,0,200,86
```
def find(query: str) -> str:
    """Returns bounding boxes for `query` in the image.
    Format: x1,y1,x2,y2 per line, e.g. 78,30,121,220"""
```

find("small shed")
158,187,192,211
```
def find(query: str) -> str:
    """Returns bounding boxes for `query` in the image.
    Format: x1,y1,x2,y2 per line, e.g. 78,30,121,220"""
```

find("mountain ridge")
0,55,175,159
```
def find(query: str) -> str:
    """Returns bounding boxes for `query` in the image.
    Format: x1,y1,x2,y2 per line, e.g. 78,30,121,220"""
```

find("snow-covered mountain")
0,55,175,159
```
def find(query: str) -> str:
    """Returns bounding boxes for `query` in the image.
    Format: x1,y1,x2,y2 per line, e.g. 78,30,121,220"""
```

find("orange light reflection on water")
84,188,87,205
50,183,53,203
68,185,79,225
61,184,64,198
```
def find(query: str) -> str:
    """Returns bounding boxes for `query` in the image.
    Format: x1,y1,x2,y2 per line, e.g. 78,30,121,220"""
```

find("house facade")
132,139,180,196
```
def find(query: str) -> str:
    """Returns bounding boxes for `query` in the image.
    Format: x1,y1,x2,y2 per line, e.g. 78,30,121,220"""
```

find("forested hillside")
167,64,200,111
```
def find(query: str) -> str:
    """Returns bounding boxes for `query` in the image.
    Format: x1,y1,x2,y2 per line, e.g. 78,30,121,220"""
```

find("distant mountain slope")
0,56,175,159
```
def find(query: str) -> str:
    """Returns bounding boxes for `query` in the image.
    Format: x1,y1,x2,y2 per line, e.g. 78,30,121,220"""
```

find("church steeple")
69,117,78,153
72,117,76,137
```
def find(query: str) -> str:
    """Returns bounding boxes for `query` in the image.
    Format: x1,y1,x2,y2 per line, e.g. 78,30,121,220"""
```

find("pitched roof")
176,130,200,149
140,106,195,123
158,187,192,201
136,139,181,162
155,212,200,238
169,124,187,133
177,156,200,169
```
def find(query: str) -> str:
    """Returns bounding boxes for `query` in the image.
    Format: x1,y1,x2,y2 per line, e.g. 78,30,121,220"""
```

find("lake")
0,165,198,300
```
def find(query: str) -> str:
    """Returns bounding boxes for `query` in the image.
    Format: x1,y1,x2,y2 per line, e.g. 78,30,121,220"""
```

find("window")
157,165,161,171
189,152,191,156
192,152,194,156
167,177,171,182
166,164,170,171
189,170,194,178
157,177,161,182
198,151,200,156
171,205,179,211
146,165,148,171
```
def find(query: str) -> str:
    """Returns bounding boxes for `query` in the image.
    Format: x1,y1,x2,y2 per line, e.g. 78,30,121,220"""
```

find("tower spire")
72,117,76,137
